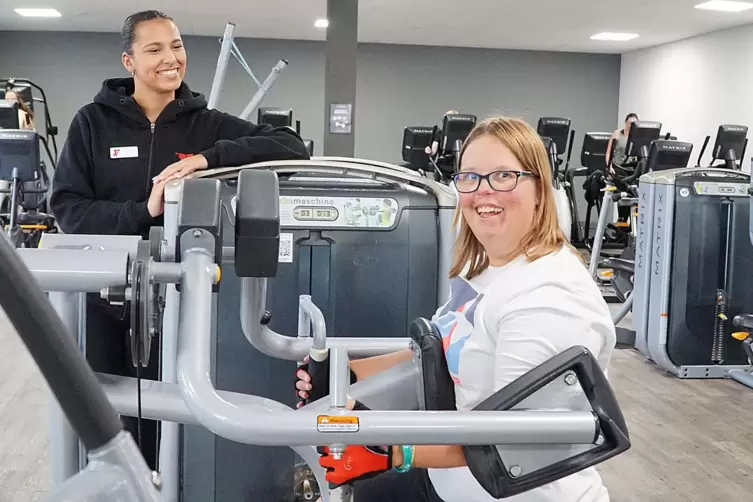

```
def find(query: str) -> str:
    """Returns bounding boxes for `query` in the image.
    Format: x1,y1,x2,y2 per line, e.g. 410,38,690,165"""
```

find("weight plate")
149,226,164,261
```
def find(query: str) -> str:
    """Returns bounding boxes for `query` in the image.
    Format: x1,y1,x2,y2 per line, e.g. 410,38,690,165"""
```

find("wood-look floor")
1,306,752,501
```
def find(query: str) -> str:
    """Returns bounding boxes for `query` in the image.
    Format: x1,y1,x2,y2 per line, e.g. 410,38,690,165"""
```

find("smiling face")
456,134,539,265
122,18,186,94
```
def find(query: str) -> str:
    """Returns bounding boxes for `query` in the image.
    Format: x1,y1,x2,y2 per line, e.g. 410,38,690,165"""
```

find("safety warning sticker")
316,415,360,433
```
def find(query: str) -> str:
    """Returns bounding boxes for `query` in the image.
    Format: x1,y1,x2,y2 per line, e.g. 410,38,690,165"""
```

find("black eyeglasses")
451,170,538,193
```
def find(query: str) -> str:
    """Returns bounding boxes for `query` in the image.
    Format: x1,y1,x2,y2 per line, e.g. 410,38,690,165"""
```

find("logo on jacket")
432,278,484,384
176,152,195,160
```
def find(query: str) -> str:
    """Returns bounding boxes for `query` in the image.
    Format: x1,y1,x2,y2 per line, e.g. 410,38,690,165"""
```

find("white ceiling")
2,0,753,54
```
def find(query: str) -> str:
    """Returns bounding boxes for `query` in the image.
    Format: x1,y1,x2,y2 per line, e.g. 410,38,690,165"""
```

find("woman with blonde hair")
297,116,617,502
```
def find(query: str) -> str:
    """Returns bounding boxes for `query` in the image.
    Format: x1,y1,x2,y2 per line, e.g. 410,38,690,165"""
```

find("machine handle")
303,352,331,405
462,346,630,499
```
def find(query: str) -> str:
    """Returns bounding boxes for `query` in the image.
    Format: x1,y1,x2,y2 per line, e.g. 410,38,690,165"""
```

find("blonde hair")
449,116,581,280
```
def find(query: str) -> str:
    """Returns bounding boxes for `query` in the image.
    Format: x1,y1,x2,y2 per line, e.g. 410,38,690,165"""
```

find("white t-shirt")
427,245,616,502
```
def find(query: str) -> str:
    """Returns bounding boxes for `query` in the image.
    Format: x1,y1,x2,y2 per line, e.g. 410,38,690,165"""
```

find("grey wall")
0,30,620,168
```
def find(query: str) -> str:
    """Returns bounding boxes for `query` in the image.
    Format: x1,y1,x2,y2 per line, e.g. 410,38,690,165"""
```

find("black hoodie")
50,78,309,237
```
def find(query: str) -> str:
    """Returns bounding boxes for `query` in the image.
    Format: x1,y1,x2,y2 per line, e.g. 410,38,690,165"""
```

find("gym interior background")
3,1,753,501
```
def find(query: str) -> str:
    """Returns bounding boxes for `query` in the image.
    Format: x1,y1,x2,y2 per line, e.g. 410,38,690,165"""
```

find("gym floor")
1,306,752,502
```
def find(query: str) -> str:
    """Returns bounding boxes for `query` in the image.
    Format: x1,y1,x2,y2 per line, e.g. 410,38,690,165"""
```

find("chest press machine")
6,160,630,502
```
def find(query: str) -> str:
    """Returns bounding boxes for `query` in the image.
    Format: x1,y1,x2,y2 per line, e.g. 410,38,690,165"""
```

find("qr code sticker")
279,233,293,263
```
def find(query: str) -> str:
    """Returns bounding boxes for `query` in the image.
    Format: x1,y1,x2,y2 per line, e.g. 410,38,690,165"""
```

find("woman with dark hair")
50,10,309,469
606,113,639,168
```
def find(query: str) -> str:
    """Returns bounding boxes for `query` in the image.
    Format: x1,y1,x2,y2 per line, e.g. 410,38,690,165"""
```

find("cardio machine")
10,160,631,502
590,140,693,348
537,117,576,242
695,124,748,170
256,107,315,156
584,121,663,256
585,121,662,305
633,154,753,378
0,127,57,248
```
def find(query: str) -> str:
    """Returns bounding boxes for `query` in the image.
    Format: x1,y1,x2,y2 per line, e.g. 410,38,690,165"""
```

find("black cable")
133,264,144,454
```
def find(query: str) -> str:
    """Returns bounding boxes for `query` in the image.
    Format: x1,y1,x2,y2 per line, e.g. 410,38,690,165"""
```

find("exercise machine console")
696,124,748,170
257,107,293,128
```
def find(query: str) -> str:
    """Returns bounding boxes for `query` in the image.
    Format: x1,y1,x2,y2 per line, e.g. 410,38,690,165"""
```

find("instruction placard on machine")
277,196,399,263
316,415,360,433
279,196,399,229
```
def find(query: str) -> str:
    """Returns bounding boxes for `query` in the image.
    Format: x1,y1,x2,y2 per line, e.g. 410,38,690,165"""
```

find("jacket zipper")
144,122,156,199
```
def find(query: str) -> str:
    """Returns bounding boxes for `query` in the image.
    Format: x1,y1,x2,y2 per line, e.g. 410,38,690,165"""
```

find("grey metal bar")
97,374,328,498
179,250,598,446
38,234,141,259
19,249,129,292
207,22,235,110
162,181,182,263
330,347,349,409
239,59,288,121
612,294,633,325
240,277,411,360
588,189,614,279
47,292,83,488
299,295,327,351
301,359,421,413
150,262,182,284
729,369,753,389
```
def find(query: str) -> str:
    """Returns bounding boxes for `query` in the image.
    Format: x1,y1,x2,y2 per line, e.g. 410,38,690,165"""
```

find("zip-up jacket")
50,77,310,237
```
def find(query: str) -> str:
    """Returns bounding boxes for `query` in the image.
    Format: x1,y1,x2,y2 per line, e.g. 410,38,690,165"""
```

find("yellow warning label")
317,415,360,433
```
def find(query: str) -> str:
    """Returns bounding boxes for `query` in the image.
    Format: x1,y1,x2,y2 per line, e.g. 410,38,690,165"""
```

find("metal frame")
8,159,631,501
207,22,288,120
634,167,753,379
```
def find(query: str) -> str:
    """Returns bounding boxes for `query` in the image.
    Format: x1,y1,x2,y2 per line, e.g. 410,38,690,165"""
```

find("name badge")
110,146,139,159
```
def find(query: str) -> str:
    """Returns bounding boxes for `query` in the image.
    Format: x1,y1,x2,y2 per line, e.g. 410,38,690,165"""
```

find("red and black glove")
318,445,393,487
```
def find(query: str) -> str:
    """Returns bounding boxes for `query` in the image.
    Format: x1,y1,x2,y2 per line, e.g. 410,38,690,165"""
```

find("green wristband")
394,445,414,473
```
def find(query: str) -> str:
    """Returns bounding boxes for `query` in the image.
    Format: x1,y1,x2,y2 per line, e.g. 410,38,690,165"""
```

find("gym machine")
11,159,631,501
1,77,60,158
696,125,748,170
573,132,611,249
537,118,576,243
633,160,753,379
427,113,477,181
206,22,288,121
585,121,662,305
256,107,315,155
400,126,434,175
589,140,693,348
723,172,753,390
0,128,57,248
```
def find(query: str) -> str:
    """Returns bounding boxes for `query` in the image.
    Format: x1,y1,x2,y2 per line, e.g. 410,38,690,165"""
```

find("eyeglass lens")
453,171,519,192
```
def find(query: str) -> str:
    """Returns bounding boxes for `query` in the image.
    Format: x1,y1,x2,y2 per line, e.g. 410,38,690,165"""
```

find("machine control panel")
691,182,748,197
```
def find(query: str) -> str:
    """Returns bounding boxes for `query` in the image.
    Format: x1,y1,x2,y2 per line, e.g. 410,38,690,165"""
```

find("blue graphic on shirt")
432,278,484,383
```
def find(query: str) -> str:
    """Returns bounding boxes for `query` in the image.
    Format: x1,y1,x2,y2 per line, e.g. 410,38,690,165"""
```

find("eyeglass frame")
450,169,539,193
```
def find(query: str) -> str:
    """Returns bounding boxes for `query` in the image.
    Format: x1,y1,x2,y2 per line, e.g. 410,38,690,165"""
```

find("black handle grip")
462,346,630,499
304,352,331,405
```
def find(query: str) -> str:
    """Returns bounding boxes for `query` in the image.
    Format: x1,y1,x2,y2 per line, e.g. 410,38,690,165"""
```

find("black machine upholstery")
409,317,456,411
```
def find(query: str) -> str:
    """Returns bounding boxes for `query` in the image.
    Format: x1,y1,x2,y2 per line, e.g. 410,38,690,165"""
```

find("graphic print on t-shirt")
432,278,484,384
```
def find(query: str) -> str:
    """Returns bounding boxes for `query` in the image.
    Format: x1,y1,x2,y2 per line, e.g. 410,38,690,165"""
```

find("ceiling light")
14,8,62,17
590,32,639,41
695,1,753,12
314,18,329,28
